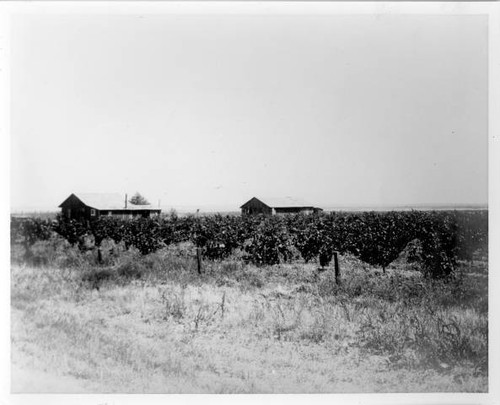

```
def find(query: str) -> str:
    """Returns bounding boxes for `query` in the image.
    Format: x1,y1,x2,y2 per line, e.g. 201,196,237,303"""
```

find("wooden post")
195,208,202,275
97,247,103,264
196,247,203,275
333,251,341,285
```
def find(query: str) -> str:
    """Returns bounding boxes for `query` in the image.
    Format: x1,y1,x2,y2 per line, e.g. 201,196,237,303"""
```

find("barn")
240,197,323,216
58,193,161,221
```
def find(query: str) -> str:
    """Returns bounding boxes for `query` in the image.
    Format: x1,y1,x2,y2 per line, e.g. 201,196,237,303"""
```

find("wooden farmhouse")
240,197,323,216
59,193,161,221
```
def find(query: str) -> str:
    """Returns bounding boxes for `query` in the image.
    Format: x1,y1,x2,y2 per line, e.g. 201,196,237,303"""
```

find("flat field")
10,241,488,393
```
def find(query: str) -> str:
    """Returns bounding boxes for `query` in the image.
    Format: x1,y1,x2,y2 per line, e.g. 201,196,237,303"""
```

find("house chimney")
125,193,128,209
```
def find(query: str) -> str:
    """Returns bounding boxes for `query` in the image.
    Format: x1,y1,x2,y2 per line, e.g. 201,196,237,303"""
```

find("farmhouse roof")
59,193,160,211
241,196,315,209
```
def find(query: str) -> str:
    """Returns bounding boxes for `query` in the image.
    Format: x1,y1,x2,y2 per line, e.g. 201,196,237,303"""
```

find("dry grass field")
11,240,488,393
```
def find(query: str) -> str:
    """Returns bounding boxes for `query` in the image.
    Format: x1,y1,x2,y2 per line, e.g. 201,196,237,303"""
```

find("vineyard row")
11,210,488,279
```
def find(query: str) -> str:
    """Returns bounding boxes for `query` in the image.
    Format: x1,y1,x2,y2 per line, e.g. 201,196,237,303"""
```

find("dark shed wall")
59,195,90,220
59,194,85,210
241,198,273,216
59,195,101,221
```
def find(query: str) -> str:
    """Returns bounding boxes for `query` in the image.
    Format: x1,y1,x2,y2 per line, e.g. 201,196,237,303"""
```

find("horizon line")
10,202,488,214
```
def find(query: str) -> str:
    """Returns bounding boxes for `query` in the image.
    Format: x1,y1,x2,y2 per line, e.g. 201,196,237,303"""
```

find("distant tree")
129,192,150,205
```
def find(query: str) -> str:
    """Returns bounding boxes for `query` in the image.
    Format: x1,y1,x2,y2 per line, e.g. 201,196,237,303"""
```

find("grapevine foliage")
243,216,296,266
11,209,488,279
10,217,54,263
347,212,417,272
53,215,88,247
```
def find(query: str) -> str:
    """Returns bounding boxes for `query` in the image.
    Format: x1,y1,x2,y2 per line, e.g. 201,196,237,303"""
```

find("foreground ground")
10,243,488,393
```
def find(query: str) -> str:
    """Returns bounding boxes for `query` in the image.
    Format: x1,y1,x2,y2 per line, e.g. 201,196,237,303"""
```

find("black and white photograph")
1,1,499,403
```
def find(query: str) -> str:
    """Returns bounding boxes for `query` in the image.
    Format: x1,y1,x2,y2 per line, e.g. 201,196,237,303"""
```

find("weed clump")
159,285,187,320
82,269,116,291
357,304,488,373
116,261,144,279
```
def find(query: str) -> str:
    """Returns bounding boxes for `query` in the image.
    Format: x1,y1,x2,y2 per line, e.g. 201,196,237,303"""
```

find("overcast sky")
9,10,488,211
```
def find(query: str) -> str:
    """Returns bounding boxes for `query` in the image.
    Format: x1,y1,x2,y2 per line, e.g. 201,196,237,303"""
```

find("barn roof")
60,193,160,211
241,196,315,209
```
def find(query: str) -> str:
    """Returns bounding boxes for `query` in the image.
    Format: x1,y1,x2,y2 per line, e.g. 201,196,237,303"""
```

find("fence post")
196,247,203,275
195,208,202,275
333,251,341,285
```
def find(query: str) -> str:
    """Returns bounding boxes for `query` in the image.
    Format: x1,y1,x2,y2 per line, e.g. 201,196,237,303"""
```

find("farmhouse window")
91,209,96,216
